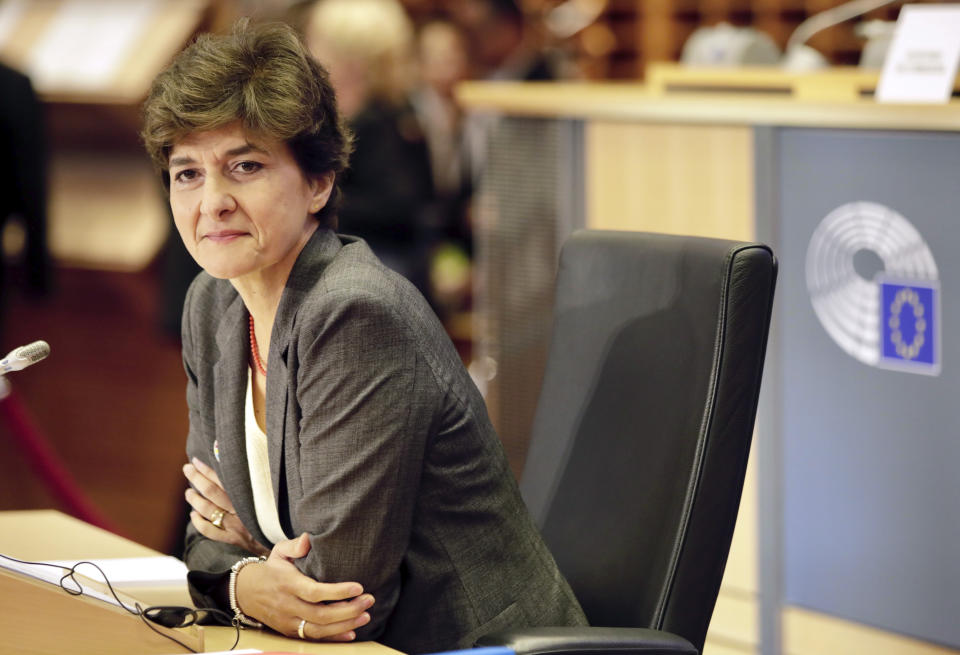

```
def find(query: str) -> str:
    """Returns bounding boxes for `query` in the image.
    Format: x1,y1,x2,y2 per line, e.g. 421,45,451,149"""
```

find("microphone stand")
784,0,902,69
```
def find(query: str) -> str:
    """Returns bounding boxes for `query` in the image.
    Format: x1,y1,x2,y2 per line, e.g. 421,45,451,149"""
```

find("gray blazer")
181,228,586,653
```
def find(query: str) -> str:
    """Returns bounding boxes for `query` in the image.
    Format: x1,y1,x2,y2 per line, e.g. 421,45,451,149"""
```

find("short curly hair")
141,19,353,227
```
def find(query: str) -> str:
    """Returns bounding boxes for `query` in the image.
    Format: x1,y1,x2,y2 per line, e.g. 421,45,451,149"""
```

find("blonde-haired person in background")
304,0,436,305
144,19,585,654
304,0,413,118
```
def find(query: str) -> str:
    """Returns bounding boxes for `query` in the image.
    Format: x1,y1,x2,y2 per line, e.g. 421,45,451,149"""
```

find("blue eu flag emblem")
878,278,940,375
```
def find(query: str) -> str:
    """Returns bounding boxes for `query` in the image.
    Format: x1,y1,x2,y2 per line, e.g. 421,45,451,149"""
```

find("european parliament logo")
805,201,942,376
878,278,940,375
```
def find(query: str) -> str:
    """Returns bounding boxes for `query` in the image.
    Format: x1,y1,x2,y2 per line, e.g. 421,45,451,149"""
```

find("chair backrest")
520,230,776,653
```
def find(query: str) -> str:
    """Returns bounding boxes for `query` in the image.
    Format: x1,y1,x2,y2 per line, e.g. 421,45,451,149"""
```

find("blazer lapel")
213,293,270,548
265,339,288,517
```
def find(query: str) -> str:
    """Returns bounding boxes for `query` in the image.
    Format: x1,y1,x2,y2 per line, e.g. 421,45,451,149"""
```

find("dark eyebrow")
168,155,195,168
226,142,269,157
168,142,269,169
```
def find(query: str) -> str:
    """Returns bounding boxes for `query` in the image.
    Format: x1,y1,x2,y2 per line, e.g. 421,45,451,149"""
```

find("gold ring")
210,509,225,529
298,619,307,639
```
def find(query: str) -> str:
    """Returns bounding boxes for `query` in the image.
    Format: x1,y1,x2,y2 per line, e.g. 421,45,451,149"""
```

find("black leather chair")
478,230,777,655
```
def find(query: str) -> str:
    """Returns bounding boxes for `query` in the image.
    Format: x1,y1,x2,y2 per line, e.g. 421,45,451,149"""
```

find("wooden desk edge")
0,510,403,655
455,79,960,132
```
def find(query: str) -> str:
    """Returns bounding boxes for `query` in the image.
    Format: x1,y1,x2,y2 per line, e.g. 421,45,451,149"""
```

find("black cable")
0,552,241,652
137,603,241,652
136,603,203,653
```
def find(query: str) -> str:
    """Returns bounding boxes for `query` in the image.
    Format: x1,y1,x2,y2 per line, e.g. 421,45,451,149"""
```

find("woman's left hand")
183,457,270,557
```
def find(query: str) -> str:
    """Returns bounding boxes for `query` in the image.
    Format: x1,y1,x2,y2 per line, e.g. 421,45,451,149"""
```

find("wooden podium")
0,510,403,655
0,564,202,655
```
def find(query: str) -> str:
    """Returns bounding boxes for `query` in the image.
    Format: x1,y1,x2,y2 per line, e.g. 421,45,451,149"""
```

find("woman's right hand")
236,533,375,641
183,458,270,558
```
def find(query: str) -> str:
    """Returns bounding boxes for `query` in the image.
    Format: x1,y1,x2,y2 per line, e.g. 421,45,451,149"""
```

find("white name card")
876,4,960,104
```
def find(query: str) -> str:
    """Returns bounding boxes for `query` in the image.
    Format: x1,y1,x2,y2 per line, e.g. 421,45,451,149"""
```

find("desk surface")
455,79,960,132
0,510,401,655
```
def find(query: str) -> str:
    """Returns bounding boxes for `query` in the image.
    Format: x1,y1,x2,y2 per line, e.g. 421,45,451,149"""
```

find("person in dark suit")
0,62,51,319
141,20,585,653
304,0,436,305
450,0,560,81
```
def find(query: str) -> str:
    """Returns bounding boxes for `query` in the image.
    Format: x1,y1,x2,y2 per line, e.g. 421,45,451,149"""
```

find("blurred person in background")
0,61,51,326
449,0,570,193
450,0,561,81
410,19,473,325
304,0,435,304
142,19,585,653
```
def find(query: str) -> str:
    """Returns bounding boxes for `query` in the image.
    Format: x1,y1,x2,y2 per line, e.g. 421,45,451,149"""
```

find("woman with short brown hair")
144,20,585,653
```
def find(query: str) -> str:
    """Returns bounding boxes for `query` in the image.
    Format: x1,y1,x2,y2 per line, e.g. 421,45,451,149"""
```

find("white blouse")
245,369,289,546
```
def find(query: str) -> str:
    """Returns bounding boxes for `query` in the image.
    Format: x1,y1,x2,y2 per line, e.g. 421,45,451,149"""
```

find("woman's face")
168,121,333,283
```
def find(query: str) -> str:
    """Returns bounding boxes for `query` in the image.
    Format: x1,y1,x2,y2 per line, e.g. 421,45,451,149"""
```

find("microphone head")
15,340,50,364
1,340,50,373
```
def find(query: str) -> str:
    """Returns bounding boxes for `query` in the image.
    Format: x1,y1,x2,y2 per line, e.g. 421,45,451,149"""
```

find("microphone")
783,0,899,70
0,341,51,374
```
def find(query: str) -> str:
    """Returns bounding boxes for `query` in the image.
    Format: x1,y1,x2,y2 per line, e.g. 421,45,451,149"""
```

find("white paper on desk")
0,556,124,609
44,556,188,587
25,0,160,94
876,4,960,104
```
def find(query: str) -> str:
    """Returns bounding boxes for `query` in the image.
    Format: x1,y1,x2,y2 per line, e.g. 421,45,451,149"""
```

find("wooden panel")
0,566,201,655
706,440,760,653
706,587,759,653
724,441,759,593
456,81,960,132
585,121,753,240
205,628,405,654
704,642,757,655
48,151,168,272
701,438,759,655
0,511,403,655
584,119,758,653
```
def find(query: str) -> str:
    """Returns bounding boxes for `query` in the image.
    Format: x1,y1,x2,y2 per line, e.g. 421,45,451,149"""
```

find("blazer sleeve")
180,280,259,611
289,288,434,640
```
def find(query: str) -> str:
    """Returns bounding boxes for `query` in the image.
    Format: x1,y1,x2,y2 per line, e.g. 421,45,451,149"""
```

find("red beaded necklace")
248,314,267,376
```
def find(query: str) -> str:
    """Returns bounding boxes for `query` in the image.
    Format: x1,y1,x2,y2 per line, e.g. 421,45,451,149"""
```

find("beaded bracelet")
229,556,266,628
